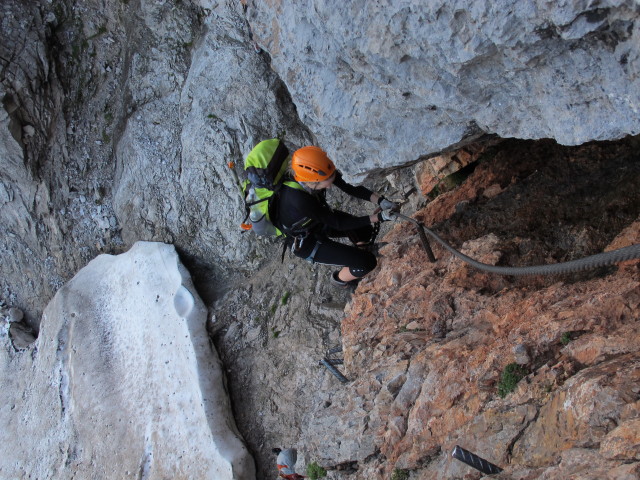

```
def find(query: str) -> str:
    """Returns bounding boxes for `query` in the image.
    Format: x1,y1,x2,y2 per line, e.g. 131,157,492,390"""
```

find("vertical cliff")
1,1,639,479
302,138,640,478
0,0,312,323
209,136,639,479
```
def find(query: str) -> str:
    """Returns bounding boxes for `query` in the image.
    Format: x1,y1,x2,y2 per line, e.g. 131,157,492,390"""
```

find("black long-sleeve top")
275,171,374,236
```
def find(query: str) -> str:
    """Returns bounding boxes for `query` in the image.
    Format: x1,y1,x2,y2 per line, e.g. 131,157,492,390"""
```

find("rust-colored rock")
415,142,495,196
600,418,640,461
308,139,640,479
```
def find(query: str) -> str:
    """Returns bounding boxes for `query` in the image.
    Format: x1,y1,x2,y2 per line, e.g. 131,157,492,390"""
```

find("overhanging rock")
247,0,640,180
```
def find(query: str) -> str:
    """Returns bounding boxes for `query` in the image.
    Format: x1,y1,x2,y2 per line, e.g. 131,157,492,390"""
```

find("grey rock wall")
113,0,312,266
247,0,640,179
3,0,638,320
0,0,312,321
2,1,640,478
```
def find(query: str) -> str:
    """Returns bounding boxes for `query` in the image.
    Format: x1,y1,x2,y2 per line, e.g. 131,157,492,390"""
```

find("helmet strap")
300,181,321,193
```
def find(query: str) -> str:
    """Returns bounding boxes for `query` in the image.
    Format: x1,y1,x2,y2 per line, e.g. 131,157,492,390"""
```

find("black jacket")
275,172,374,237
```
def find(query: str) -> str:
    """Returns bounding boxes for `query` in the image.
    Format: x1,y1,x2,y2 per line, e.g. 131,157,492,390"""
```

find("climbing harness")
396,212,640,276
304,239,322,262
362,220,381,247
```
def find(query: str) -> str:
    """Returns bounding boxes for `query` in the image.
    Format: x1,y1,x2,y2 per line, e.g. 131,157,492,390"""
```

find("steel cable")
397,213,640,276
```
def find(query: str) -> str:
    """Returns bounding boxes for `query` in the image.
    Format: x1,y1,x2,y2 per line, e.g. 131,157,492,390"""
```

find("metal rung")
451,445,503,475
319,358,349,384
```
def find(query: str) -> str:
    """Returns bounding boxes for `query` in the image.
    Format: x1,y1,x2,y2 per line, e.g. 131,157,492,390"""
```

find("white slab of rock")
0,241,255,479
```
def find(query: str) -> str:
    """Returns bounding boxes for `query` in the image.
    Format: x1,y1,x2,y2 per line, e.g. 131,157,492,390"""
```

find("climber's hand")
378,210,398,222
378,196,399,211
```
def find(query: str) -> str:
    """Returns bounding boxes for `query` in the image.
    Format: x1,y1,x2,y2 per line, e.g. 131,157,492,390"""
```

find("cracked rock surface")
212,136,639,479
2,0,640,478
295,138,640,479
247,0,640,179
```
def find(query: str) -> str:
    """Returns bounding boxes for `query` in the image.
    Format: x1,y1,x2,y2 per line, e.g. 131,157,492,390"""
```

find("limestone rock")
113,1,313,268
512,354,640,466
600,418,640,461
1,1,640,478
415,143,491,196
0,242,255,479
513,343,531,365
247,0,640,179
0,0,315,322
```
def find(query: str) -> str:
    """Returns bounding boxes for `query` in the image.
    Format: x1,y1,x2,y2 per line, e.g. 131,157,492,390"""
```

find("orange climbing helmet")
291,146,336,182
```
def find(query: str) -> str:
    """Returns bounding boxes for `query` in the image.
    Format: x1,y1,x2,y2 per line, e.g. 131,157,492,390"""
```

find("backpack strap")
265,140,290,183
268,181,311,238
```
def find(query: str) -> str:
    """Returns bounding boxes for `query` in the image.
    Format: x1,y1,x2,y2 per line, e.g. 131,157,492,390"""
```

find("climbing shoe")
330,271,361,290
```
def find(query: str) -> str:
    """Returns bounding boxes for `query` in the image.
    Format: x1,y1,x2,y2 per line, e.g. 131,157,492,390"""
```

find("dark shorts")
293,225,377,277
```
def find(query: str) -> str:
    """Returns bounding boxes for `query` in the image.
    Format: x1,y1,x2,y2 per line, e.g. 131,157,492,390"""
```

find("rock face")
197,137,640,479
0,0,312,322
0,242,254,479
293,138,640,479
112,0,314,269
2,1,640,479
247,0,640,179
3,0,640,322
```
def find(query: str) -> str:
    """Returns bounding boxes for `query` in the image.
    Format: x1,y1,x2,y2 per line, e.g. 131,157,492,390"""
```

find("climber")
274,145,398,289
272,448,306,479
